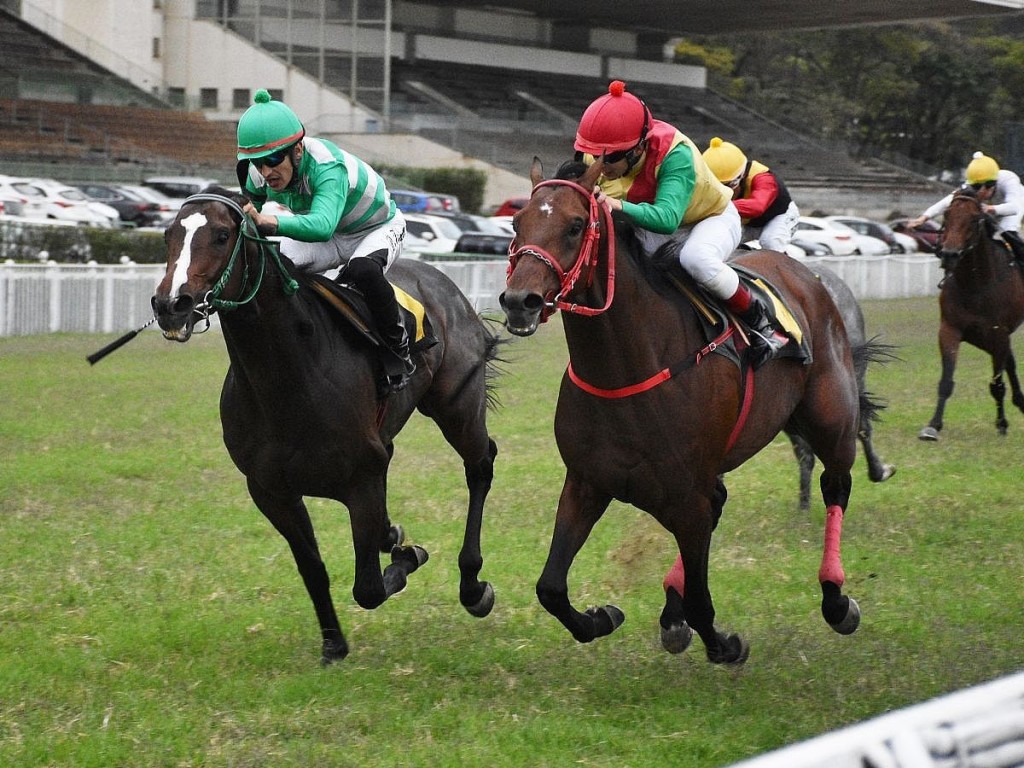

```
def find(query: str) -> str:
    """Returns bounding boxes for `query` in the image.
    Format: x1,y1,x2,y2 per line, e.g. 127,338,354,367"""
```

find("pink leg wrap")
663,554,685,595
818,505,846,586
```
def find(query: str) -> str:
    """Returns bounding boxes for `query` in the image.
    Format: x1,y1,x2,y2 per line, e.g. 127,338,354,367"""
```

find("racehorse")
500,159,882,664
151,188,501,664
918,188,1024,440
788,264,896,510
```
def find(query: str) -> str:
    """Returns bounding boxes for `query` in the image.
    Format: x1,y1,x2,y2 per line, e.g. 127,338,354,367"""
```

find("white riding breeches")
744,201,800,253
275,208,407,276
634,201,742,300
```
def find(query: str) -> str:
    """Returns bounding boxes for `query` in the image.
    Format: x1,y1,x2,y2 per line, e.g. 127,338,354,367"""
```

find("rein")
507,178,616,320
182,193,299,317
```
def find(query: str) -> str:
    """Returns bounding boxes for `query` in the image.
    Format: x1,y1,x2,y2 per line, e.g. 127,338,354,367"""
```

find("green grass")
1,296,1023,767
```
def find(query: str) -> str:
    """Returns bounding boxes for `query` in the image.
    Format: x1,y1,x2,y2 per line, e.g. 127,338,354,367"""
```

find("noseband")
507,179,616,319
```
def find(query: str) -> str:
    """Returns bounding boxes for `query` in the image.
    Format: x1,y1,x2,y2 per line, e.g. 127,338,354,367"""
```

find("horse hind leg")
787,432,816,512
990,373,1009,436
457,438,498,617
1006,350,1024,417
817,469,860,635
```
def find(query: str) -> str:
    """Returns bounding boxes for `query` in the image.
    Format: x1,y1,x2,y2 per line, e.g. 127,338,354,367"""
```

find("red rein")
507,179,616,321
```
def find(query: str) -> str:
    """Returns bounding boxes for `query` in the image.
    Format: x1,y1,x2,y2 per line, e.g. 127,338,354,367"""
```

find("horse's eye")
568,218,585,238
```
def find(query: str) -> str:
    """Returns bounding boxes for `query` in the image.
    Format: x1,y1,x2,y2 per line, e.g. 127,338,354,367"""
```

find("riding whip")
86,316,156,365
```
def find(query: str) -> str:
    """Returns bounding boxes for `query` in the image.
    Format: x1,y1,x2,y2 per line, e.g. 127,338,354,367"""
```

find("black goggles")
255,147,292,169
969,180,996,191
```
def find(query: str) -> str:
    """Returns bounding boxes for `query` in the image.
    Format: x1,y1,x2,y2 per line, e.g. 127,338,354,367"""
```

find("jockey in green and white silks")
236,89,415,391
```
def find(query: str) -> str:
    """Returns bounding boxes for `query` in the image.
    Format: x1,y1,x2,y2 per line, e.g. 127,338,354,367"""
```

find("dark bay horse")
500,159,881,664
788,264,895,510
151,189,501,664
919,188,1024,440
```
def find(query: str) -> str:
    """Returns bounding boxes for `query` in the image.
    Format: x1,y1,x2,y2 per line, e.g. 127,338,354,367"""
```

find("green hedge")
0,221,166,264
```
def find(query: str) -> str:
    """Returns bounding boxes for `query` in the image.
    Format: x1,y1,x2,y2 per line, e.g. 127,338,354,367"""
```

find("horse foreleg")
920,326,960,441
458,438,498,618
817,469,860,635
859,419,896,484
535,474,621,643
248,479,348,664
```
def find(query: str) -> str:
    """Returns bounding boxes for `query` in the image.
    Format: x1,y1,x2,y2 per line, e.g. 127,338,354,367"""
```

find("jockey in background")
702,137,800,254
573,80,788,367
910,151,1024,265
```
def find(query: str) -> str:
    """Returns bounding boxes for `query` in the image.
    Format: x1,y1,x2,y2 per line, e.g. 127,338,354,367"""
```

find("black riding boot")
1004,230,1024,265
342,257,416,392
735,295,789,369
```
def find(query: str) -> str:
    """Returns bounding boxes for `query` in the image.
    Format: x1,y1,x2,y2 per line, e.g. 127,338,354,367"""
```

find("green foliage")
0,222,165,264
672,39,735,76
701,20,1024,172
1,298,1023,765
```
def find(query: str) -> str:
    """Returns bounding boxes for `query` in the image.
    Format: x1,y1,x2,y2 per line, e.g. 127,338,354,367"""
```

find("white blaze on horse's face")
171,212,208,296
540,202,553,217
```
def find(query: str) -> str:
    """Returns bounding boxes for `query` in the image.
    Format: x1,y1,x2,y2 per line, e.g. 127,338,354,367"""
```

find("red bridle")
506,178,616,321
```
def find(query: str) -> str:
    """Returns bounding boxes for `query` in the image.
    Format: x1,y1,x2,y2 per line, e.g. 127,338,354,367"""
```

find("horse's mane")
552,160,680,295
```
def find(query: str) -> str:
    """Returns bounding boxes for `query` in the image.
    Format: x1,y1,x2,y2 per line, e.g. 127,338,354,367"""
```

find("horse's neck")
561,249,694,379
954,238,1006,288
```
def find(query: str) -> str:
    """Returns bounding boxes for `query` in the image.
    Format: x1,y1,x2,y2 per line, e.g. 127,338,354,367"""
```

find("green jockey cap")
236,89,305,160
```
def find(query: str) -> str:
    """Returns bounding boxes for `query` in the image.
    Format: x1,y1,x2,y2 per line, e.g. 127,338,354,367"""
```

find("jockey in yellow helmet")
702,137,800,254
910,152,1024,264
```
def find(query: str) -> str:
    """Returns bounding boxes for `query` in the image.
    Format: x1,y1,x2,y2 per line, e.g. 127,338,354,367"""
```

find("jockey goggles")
969,180,996,191
254,146,292,169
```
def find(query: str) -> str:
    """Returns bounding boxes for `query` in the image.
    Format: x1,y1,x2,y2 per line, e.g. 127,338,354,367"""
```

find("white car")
794,216,889,256
824,215,918,254
0,176,118,227
402,213,462,255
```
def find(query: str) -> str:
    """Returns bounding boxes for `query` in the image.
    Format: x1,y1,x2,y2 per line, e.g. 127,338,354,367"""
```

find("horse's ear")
530,156,544,186
580,158,604,189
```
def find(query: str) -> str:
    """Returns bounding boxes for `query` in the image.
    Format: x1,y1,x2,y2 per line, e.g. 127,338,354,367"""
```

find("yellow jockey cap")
966,151,1000,185
702,137,748,183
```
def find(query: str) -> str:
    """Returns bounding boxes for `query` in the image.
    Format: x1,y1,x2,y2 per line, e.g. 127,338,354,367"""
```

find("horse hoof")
320,637,350,666
465,581,495,618
871,464,896,483
389,524,405,549
660,621,693,654
918,426,939,441
585,604,625,637
828,596,861,635
706,633,750,665
391,544,429,570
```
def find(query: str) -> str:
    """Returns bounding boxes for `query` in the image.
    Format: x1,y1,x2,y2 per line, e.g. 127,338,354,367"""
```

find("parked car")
891,218,942,252
402,213,462,254
491,197,528,217
72,183,163,228
453,232,513,255
0,176,117,227
391,189,460,214
824,215,916,254
116,184,181,227
794,216,888,256
432,210,511,236
143,176,222,200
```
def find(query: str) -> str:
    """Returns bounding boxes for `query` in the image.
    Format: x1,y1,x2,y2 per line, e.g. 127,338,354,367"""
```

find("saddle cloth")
307,273,438,355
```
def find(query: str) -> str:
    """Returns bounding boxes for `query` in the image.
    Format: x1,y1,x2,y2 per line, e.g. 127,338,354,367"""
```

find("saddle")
307,274,439,385
663,263,811,369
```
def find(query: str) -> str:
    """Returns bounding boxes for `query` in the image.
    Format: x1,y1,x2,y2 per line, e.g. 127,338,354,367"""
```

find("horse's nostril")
171,295,195,315
522,293,545,312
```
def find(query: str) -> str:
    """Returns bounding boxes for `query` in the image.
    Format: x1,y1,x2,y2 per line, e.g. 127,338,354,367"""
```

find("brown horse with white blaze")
500,159,878,663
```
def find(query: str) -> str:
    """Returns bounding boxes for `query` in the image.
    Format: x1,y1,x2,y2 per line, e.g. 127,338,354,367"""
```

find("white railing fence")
0,255,938,338
729,671,1024,768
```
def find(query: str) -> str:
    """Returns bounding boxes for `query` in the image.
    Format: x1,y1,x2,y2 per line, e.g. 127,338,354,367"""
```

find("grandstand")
0,1,944,211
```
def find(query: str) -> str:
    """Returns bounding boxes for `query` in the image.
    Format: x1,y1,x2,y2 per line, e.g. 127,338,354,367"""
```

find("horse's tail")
481,315,512,411
853,335,900,424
